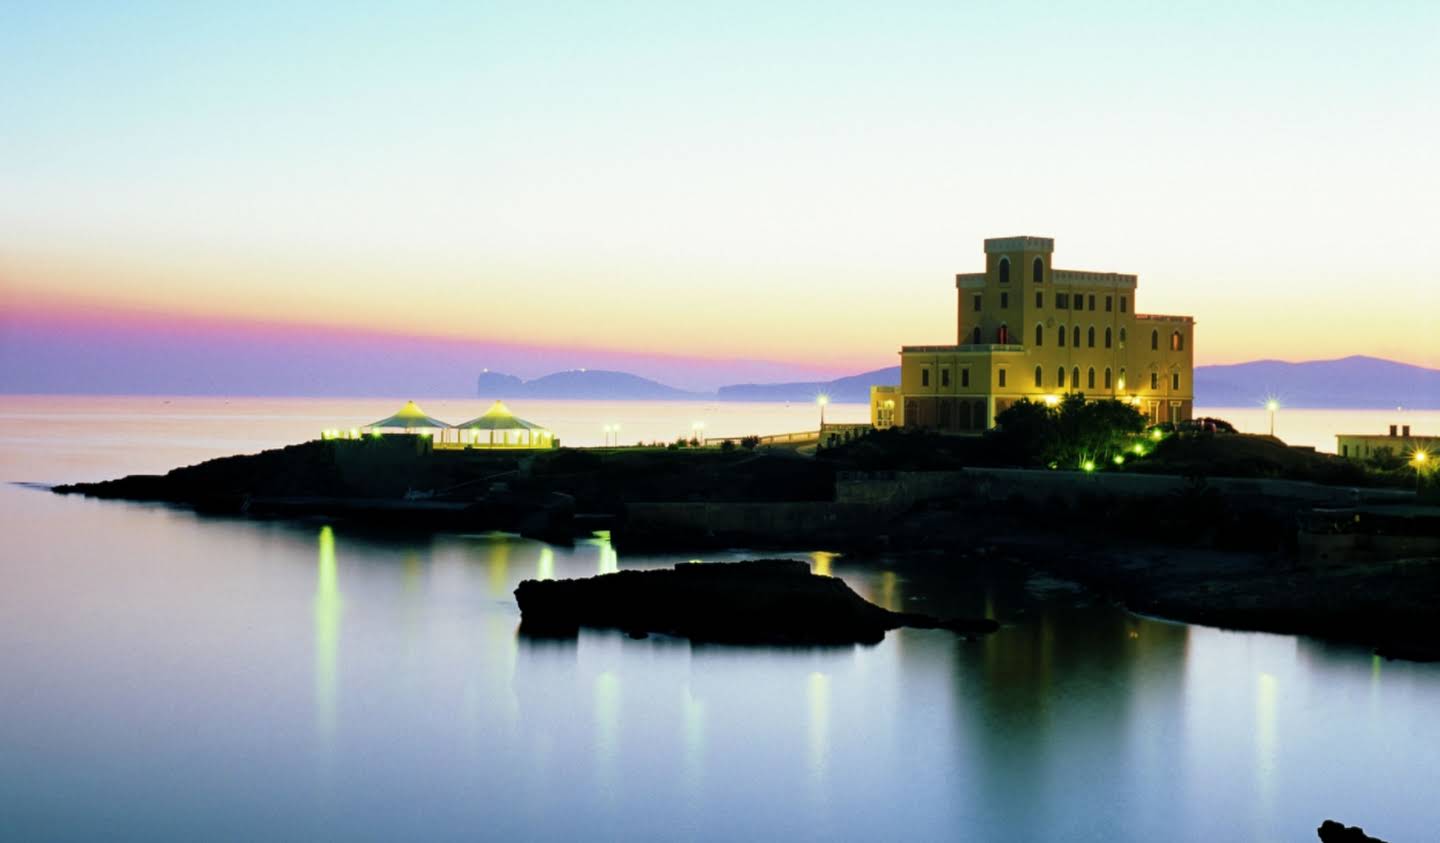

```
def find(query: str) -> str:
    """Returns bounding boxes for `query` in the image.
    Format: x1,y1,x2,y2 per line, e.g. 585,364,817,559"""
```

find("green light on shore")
1132,444,1146,456
1082,460,1096,473
1113,455,1125,465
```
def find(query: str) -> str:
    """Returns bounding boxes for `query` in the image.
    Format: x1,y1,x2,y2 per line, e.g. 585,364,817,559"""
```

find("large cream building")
871,236,1194,432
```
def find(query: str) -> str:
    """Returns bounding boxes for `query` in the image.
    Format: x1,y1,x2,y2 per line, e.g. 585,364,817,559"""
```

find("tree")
991,396,1146,468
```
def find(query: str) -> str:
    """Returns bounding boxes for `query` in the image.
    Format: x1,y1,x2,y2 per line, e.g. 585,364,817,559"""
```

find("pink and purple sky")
3,2,1437,395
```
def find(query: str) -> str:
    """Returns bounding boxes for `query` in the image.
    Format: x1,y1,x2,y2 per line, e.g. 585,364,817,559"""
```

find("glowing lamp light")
1043,395,1060,407
1113,455,1125,465
1151,429,1163,441
816,394,830,407
1415,450,1430,466
1082,460,1096,473
1265,399,1280,413
1132,444,1146,456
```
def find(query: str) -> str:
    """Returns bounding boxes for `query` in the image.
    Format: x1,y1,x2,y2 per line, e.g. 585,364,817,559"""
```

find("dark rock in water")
514,558,999,645
1318,819,1389,842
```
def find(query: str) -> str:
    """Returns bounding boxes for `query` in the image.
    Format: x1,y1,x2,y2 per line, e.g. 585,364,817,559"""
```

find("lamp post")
817,394,829,430
1265,399,1279,437
602,424,613,447
1414,449,1429,494
613,423,621,448
691,421,704,445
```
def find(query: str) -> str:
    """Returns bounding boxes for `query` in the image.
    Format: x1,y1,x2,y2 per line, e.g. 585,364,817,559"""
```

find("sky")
2,1,1438,394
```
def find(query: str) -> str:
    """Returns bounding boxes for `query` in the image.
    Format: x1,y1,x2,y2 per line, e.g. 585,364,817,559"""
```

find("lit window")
998,257,1010,284
1118,368,1126,390
1171,331,1184,352
1032,257,1043,283
1119,328,1127,348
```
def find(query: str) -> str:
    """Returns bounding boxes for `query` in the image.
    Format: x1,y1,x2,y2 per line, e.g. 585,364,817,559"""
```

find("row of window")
1036,324,1126,349
996,257,1044,285
969,322,1187,352
921,364,1182,393
973,292,1130,313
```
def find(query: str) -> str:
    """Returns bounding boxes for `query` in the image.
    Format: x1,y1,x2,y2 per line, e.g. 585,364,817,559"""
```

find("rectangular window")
1056,293,1069,309
961,369,970,388
941,369,951,387
1120,296,1128,313
1150,372,1159,390
922,369,930,387
1088,294,1096,311
1000,292,1009,309
973,294,982,312
998,369,1007,388
1035,291,1043,308
1105,296,1113,312
1172,373,1181,390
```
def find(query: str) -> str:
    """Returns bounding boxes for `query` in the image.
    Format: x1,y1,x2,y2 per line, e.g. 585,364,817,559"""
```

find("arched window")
998,257,1010,284
1057,367,1066,388
1118,368,1126,391
1087,326,1096,348
1104,368,1113,389
1151,329,1159,350
1119,327,1127,348
997,324,1009,344
1058,325,1067,347
1105,328,1112,349
1072,367,1081,390
972,326,982,345
1073,326,1081,347
1034,324,1044,346
1032,257,1043,283
1088,367,1096,389
1034,366,1044,387
1171,331,1184,351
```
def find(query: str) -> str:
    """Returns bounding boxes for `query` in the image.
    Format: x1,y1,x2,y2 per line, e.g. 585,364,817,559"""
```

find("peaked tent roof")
456,400,548,431
364,400,451,430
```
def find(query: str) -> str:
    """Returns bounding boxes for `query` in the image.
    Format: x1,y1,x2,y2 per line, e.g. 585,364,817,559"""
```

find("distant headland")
477,356,1440,408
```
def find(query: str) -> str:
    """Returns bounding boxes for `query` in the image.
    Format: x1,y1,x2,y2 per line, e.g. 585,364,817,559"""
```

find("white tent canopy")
362,400,451,433
453,401,553,447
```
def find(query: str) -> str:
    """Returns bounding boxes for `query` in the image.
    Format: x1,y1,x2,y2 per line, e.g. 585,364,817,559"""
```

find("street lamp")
1265,398,1280,437
691,421,705,445
1414,449,1430,494
817,394,829,430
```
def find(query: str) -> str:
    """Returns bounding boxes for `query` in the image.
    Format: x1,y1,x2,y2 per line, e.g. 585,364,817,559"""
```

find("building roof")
364,400,451,430
455,400,548,432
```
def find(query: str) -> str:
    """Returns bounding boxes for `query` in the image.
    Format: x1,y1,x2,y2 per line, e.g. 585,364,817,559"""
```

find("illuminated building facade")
871,236,1195,431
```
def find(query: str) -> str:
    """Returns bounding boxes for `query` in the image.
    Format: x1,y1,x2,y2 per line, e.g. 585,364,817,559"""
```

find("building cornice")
1052,269,1137,288
984,236,1054,254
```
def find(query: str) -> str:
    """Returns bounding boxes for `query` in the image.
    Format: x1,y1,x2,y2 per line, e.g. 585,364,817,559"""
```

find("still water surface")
1,397,1437,841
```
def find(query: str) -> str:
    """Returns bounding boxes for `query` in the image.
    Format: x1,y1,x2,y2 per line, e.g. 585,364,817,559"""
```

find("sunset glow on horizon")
3,1,1438,394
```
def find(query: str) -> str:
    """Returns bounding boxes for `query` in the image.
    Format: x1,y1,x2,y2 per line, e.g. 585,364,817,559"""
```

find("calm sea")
1,396,1436,841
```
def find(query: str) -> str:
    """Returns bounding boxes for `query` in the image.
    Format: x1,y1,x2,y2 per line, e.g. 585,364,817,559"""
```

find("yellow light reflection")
487,538,511,598
537,545,555,581
1256,672,1278,815
682,686,706,805
879,570,899,612
809,551,838,577
807,671,830,800
315,525,342,742
595,671,621,801
595,531,619,575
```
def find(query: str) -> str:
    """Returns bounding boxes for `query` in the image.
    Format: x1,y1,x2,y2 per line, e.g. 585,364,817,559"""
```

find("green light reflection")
315,525,342,742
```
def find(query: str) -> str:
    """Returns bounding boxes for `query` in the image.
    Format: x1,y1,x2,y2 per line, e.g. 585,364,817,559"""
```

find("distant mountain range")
480,356,1440,408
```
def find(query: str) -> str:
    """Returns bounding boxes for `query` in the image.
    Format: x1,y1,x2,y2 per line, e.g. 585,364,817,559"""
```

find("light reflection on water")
2,399,1440,840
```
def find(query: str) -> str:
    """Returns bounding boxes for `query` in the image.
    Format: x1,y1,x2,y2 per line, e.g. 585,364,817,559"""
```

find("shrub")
740,435,760,450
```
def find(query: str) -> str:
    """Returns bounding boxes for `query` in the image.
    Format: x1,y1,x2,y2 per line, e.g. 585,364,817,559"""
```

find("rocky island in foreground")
514,559,1000,644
